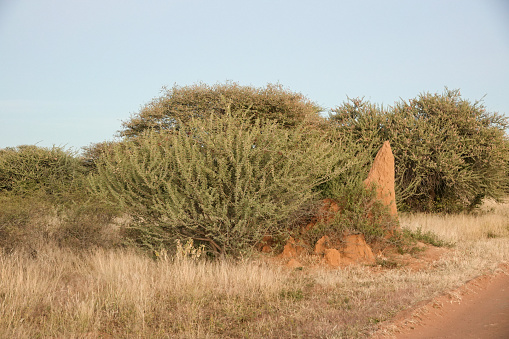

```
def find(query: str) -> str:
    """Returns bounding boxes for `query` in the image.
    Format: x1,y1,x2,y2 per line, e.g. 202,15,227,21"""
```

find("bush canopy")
119,82,324,138
329,88,509,212
90,112,347,256
0,145,85,198
3,82,507,258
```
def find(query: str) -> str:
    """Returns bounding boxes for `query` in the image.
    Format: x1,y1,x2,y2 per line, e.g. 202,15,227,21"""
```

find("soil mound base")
341,234,376,265
280,233,376,268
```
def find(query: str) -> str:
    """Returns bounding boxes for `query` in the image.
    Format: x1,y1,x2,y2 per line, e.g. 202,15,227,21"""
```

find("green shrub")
89,112,347,256
0,145,121,253
119,82,324,138
0,145,85,199
329,89,509,213
81,140,120,172
402,228,454,248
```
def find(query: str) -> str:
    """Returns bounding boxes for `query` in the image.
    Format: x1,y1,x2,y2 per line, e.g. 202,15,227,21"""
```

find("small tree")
329,89,509,212
119,82,324,138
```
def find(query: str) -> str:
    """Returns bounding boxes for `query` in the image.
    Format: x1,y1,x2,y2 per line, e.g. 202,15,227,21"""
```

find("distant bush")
53,201,122,250
0,145,121,253
89,112,347,256
329,89,509,212
0,194,52,254
0,194,121,254
0,145,85,199
119,82,324,138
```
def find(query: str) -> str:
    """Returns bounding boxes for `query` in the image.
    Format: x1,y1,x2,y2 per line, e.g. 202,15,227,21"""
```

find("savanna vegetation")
1,82,508,338
329,89,509,212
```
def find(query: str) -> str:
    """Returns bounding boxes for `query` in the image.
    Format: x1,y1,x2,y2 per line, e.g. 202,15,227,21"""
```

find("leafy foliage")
402,228,454,248
119,82,324,138
90,112,346,256
81,140,120,172
0,145,85,199
329,89,509,213
3,83,507,259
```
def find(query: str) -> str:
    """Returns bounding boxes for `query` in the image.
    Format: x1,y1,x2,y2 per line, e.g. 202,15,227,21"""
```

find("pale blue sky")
1,0,508,151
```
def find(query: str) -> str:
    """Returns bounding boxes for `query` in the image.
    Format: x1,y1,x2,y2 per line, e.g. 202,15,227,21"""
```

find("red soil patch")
376,242,450,271
274,238,450,272
341,233,376,265
375,264,509,339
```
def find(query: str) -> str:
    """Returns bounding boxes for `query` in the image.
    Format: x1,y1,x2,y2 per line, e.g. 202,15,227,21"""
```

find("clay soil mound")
265,141,402,269
364,140,398,218
276,239,449,272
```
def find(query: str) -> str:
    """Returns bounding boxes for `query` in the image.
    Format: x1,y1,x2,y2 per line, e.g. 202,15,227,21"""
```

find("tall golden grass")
1,200,508,338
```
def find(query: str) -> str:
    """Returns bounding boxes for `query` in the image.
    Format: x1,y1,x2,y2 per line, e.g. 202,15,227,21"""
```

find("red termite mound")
364,140,398,218
270,141,399,268
314,234,375,267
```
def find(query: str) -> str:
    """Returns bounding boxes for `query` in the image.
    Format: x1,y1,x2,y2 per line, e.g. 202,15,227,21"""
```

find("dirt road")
382,266,509,339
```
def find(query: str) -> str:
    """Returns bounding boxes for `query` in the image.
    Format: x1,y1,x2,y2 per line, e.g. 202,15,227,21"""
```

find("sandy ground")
378,264,509,339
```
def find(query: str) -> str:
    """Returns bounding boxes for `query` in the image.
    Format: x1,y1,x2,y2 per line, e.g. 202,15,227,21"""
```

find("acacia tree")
329,89,509,212
119,82,324,138
82,82,325,170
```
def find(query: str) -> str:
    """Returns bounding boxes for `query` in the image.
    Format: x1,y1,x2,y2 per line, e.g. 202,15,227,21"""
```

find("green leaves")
90,112,343,256
330,88,509,213
119,82,323,138
0,145,85,198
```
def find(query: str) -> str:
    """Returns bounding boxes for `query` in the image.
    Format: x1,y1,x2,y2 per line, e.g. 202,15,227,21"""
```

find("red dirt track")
381,265,509,338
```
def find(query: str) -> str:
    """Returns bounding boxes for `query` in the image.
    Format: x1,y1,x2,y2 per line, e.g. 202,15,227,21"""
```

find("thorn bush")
0,145,85,199
89,111,349,257
329,88,509,213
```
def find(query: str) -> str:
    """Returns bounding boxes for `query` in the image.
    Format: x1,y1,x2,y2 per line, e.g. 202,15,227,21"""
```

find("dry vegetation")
1,200,508,338
2,84,508,338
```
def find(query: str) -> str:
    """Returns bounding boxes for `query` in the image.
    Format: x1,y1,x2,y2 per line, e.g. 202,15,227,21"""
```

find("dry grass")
1,200,509,338
400,198,509,243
